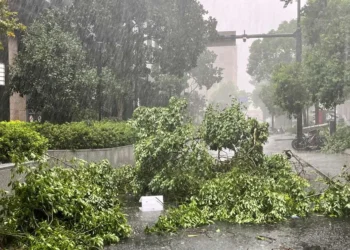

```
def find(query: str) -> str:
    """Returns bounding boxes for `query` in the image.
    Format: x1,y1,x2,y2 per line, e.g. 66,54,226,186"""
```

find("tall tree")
139,49,222,120
10,0,72,28
247,20,296,84
255,82,283,129
63,0,217,118
187,49,223,92
9,11,98,123
209,81,250,111
185,49,223,120
251,82,270,122
272,63,309,118
64,0,149,118
303,0,350,129
141,69,188,107
146,0,217,76
10,0,217,120
247,20,296,124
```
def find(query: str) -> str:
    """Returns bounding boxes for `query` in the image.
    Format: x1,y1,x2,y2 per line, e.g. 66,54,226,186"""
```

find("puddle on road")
106,207,350,250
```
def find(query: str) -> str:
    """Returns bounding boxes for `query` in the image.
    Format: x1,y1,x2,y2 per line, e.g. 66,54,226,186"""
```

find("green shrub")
113,165,138,196
322,126,350,153
315,166,350,217
0,160,131,249
131,98,216,201
29,120,135,150
0,121,48,163
147,155,311,233
131,98,269,201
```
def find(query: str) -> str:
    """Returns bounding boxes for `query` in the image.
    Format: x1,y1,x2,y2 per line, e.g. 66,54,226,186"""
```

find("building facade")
207,31,238,85
204,31,238,104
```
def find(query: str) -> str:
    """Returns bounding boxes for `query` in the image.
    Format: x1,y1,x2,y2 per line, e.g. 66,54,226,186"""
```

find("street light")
242,31,247,43
224,0,304,140
212,0,303,140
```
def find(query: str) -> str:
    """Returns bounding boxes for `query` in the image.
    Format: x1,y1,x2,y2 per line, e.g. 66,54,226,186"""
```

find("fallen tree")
130,98,350,233
129,98,314,232
0,160,131,249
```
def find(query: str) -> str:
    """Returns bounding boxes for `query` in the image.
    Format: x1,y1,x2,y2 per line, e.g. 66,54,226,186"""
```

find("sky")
199,0,307,92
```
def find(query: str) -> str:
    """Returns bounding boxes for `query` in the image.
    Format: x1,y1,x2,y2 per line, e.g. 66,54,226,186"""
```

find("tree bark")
303,108,308,127
9,36,27,121
315,102,320,125
117,97,124,121
334,104,337,133
297,111,303,140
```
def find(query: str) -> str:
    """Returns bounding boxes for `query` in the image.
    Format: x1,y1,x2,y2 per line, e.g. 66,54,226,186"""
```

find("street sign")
0,63,4,86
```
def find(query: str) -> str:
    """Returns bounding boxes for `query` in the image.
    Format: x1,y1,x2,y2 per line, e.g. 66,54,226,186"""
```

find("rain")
1,0,350,249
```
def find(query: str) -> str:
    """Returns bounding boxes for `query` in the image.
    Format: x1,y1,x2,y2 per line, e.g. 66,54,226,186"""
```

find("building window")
0,63,4,86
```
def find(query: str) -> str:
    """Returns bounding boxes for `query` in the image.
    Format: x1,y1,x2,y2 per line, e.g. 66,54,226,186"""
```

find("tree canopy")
303,0,350,109
188,49,223,92
10,0,218,121
272,63,309,117
9,11,98,123
247,20,296,84
209,81,249,111
0,0,25,49
258,83,283,117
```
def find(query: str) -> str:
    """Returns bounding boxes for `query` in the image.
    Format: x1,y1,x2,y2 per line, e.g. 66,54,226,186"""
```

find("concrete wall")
0,162,33,191
0,145,135,191
0,163,14,191
47,145,135,167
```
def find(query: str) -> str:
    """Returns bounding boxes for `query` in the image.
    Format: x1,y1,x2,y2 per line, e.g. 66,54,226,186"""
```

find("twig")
256,235,276,243
44,153,76,168
305,193,323,198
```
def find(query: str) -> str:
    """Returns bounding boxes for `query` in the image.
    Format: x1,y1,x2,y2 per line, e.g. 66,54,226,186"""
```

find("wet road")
108,209,350,250
265,134,349,178
211,133,349,178
107,134,350,250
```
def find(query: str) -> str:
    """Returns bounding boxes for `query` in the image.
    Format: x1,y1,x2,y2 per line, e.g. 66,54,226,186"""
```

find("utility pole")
216,0,304,140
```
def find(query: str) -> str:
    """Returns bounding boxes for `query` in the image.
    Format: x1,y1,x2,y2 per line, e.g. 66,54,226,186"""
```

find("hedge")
29,121,136,150
0,121,135,163
0,121,48,163
322,125,350,153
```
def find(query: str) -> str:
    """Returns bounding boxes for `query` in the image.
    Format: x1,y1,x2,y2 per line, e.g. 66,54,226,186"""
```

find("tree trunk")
271,114,275,130
9,36,27,121
262,111,268,123
303,108,308,127
315,102,320,125
116,97,124,121
297,111,303,140
334,104,337,133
